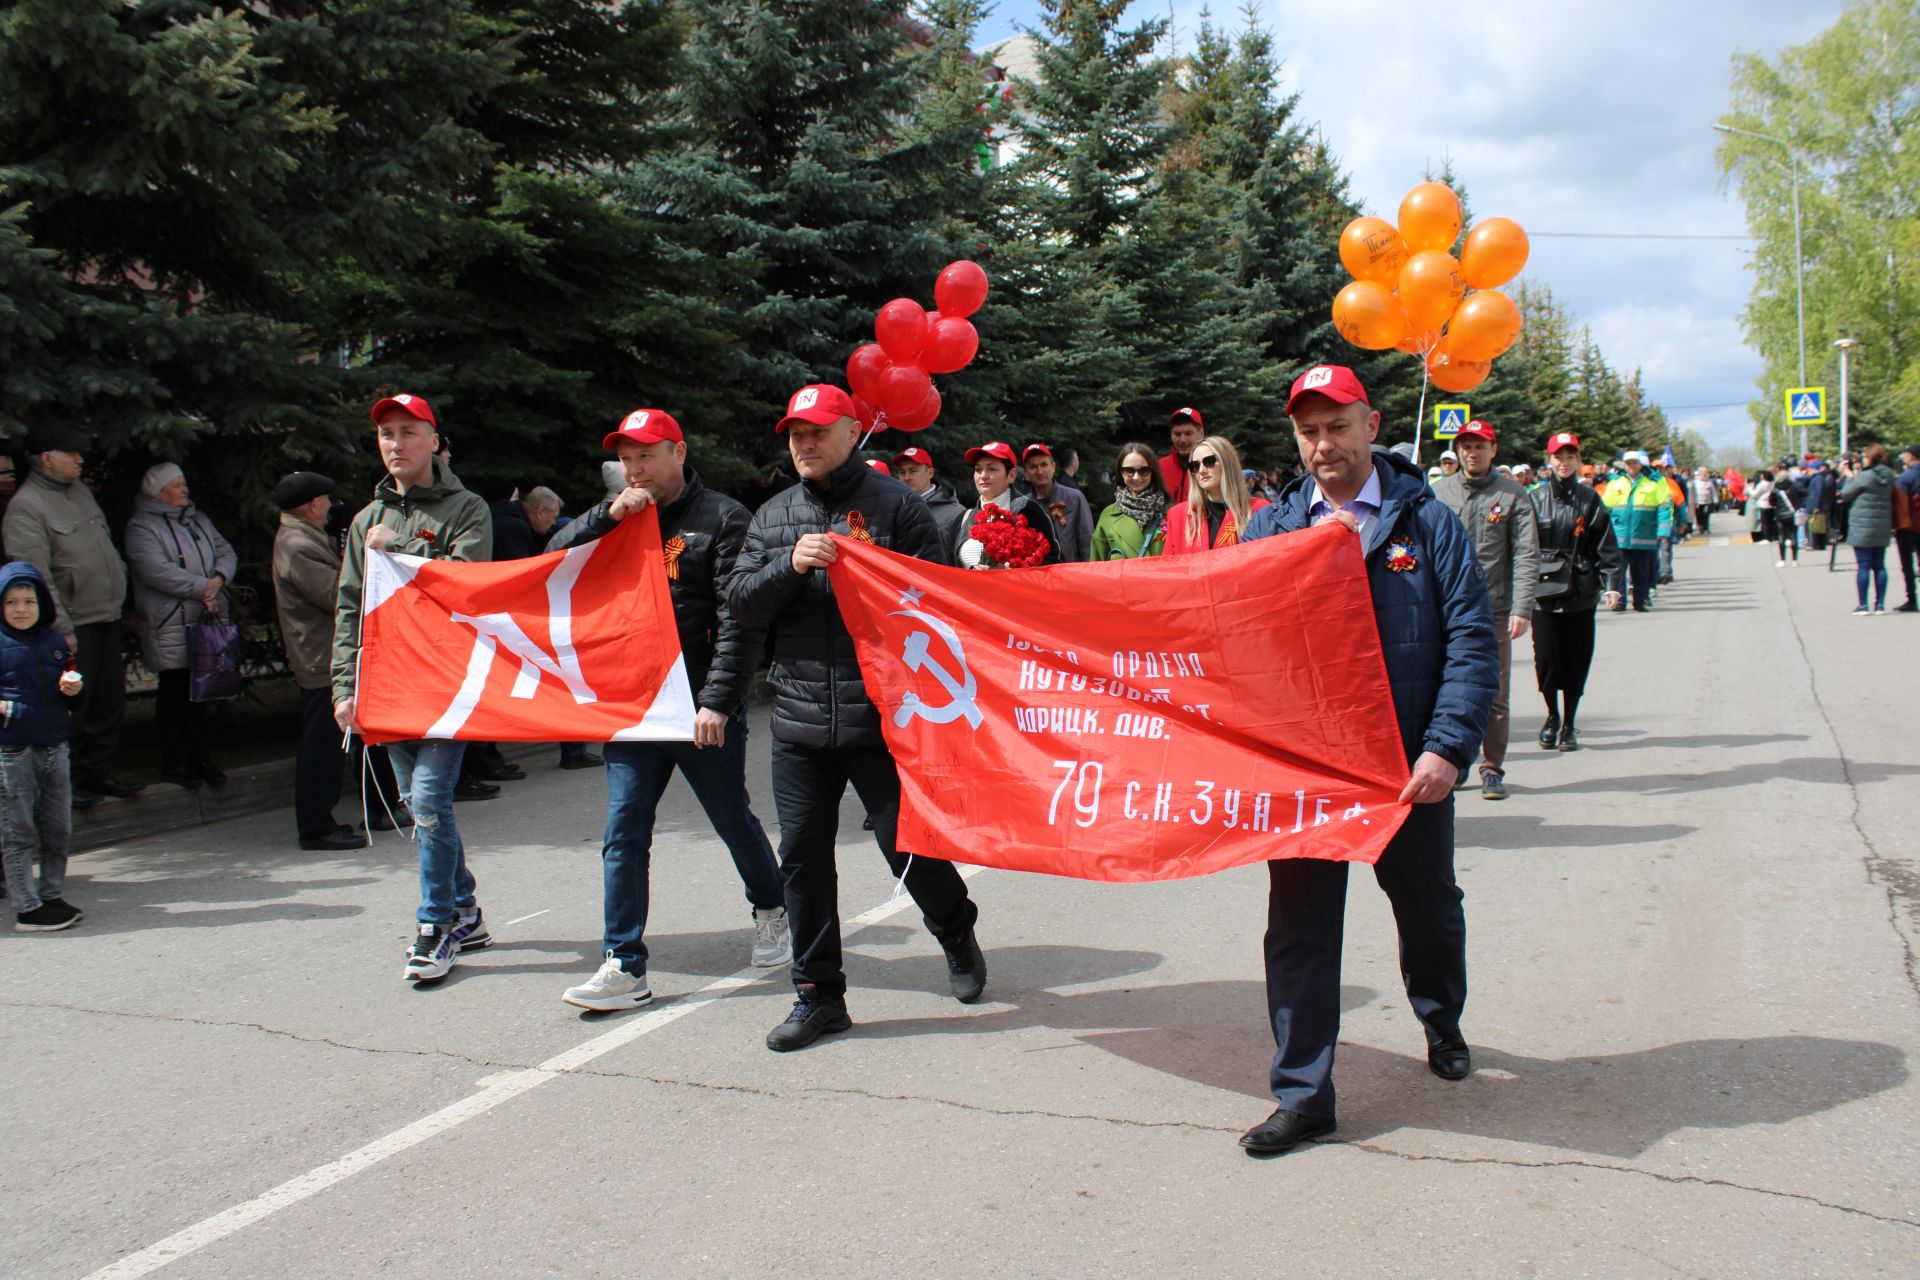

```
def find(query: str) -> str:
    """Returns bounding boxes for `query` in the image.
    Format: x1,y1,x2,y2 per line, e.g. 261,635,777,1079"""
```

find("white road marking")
500,909,550,927
82,865,984,1280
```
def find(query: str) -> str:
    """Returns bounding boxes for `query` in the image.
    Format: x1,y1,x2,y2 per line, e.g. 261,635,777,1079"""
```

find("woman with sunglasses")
1162,436,1267,555
1090,442,1169,560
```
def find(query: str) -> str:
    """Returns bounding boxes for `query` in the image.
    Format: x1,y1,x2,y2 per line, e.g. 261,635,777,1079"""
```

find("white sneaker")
752,906,793,968
405,923,456,983
1775,559,1785,567
562,954,652,1011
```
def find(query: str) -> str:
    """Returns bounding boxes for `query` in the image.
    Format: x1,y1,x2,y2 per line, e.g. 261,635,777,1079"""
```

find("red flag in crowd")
354,509,695,745
828,523,1412,882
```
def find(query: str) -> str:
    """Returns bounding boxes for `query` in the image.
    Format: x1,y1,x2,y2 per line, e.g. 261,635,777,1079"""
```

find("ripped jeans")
385,739,476,924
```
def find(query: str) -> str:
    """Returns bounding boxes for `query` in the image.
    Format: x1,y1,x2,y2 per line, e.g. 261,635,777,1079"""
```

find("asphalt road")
5,539,1916,1279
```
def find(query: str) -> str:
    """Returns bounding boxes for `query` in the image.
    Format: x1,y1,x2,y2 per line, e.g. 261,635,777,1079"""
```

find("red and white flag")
353,508,695,745
828,522,1411,882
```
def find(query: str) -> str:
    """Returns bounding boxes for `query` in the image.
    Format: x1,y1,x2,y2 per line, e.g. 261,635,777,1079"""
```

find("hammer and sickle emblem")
891,608,982,729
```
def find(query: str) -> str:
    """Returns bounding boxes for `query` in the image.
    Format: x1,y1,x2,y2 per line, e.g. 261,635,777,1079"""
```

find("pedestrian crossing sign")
1784,386,1826,425
1433,404,1470,439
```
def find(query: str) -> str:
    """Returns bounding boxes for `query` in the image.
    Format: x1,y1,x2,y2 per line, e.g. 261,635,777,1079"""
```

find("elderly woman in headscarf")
126,463,237,788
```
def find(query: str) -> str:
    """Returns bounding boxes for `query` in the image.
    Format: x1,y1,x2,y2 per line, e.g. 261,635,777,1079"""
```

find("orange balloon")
1398,182,1463,254
1445,290,1523,361
1332,280,1407,350
1397,250,1466,332
1460,217,1530,289
1338,216,1408,285
1426,344,1490,393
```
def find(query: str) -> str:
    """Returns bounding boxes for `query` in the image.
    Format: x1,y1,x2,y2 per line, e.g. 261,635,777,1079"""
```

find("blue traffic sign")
1784,386,1826,425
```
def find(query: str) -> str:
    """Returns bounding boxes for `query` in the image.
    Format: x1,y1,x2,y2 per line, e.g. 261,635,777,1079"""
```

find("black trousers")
68,621,126,785
1264,798,1466,1118
154,668,211,771
1623,548,1658,608
1896,529,1920,604
1532,607,1598,699
295,685,347,840
770,738,976,1000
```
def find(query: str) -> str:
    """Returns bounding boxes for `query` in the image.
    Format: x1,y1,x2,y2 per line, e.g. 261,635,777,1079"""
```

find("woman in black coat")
1528,433,1622,752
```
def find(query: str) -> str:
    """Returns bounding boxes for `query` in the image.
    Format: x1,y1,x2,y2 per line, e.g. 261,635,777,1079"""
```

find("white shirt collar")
1307,465,1383,531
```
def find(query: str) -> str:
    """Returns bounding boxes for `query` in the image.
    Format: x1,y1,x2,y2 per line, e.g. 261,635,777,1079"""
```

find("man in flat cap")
3,423,142,805
272,471,366,851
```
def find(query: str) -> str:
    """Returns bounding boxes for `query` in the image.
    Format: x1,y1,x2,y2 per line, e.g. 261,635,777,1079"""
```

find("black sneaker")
1538,716,1560,750
453,778,500,802
765,984,852,1052
1479,772,1508,801
404,922,457,983
941,928,988,1003
558,752,604,770
16,900,81,932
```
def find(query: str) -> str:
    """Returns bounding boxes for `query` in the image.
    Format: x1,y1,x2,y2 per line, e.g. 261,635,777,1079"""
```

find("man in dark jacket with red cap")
1238,364,1499,1155
728,384,988,1052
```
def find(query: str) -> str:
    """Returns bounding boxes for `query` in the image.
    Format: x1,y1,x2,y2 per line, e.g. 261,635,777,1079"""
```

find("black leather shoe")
1538,716,1559,749
1428,1039,1473,1080
1557,725,1581,752
941,928,987,1003
71,787,103,809
83,776,146,799
471,761,525,782
161,768,203,790
301,828,370,852
766,985,852,1052
1239,1108,1335,1154
558,752,603,770
368,806,411,831
194,761,227,787
453,778,500,802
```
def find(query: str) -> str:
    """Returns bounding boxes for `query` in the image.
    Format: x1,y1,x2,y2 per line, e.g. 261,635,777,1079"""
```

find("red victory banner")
828,523,1412,882
354,508,695,745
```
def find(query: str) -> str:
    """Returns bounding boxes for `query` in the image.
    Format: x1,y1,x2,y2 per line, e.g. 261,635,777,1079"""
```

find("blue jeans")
1854,546,1888,609
386,739,475,924
1,743,70,913
601,708,781,974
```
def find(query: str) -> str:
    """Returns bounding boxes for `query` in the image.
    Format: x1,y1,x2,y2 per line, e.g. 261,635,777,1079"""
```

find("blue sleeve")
1242,503,1284,542
1417,502,1500,767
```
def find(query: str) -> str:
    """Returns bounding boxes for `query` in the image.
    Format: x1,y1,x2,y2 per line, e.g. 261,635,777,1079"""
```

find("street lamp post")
1716,123,1806,460
1834,338,1854,459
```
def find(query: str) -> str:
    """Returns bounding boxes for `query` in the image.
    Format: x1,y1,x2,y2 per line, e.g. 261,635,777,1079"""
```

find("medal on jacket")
845,510,876,544
417,525,437,549
1488,502,1504,524
662,535,686,581
1574,515,1586,541
1386,538,1418,572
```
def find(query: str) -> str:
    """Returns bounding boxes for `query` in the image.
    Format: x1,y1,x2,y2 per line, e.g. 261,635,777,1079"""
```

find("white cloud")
981,0,1846,434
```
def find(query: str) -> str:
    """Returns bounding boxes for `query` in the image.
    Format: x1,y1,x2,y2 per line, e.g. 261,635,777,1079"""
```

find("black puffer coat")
551,468,762,715
727,454,943,748
1528,474,1622,613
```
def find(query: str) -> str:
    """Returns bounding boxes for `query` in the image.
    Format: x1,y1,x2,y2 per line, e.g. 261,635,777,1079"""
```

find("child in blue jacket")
1,561,86,931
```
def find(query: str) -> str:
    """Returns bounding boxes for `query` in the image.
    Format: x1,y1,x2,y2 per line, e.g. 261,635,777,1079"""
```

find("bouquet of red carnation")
965,504,1049,569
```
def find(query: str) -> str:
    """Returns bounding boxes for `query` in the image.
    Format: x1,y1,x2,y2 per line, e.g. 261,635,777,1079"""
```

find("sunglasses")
1186,455,1221,473
1119,465,1153,477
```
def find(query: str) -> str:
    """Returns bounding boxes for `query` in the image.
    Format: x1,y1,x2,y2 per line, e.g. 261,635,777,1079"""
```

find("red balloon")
852,394,879,432
922,317,979,374
934,260,989,319
875,298,928,362
890,385,941,432
876,362,932,415
846,343,889,404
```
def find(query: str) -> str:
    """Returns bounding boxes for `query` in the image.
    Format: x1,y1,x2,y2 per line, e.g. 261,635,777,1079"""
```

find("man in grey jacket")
1020,443,1093,562
1431,420,1539,801
2,423,141,804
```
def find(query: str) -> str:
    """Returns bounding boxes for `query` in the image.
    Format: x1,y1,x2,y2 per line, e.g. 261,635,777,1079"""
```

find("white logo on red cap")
792,388,820,412
1301,367,1335,391
623,411,649,432
395,394,415,406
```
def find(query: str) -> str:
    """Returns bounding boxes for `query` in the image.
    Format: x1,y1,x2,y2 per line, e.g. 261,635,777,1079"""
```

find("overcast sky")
974,0,1847,454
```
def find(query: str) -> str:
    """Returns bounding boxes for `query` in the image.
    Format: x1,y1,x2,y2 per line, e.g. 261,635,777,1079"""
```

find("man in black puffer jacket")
729,384,987,1052
547,409,790,1012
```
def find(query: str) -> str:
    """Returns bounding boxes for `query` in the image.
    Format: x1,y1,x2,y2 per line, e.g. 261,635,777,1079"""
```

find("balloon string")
1412,356,1432,468
856,410,888,454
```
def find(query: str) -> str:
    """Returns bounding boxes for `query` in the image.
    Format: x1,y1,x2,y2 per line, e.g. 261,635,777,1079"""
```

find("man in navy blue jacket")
1238,365,1500,1155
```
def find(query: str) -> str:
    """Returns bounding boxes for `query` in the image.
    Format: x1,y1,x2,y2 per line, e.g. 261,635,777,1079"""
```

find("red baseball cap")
601,408,683,451
1286,365,1369,414
1455,419,1496,443
777,384,858,432
965,441,1019,468
1171,406,1204,428
370,393,437,428
892,446,933,468
866,459,893,476
1022,443,1053,460
1546,432,1582,454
